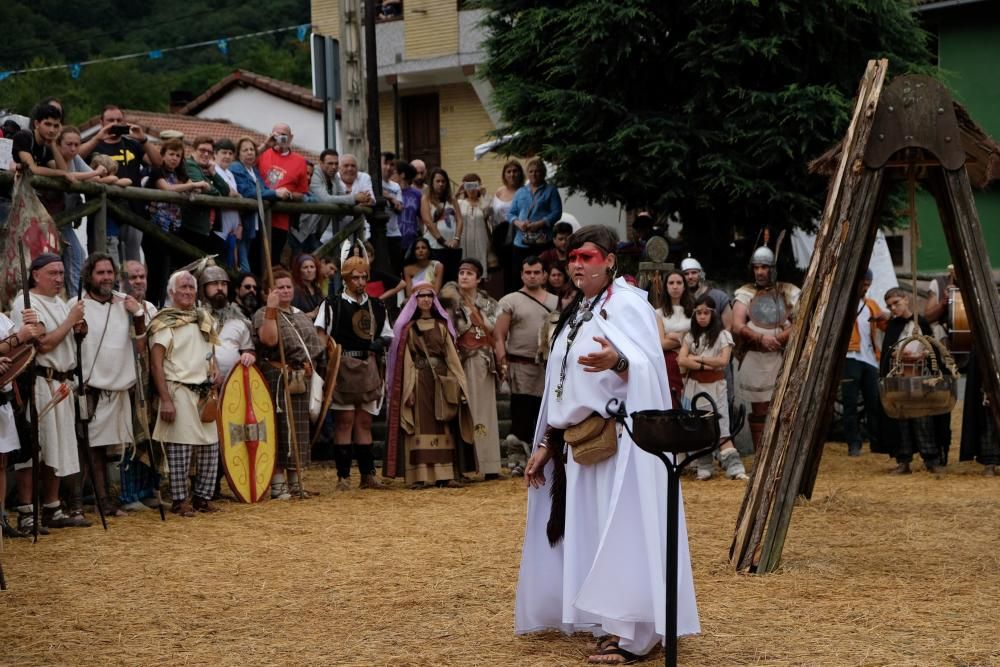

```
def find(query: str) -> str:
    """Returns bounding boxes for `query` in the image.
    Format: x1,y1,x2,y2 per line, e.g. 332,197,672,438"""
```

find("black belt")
34,366,74,382
342,350,371,359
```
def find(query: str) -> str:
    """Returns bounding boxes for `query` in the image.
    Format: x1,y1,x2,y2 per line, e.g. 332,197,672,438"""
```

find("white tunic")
0,314,21,454
74,294,137,447
214,317,254,379
150,322,217,445
11,292,79,476
515,278,700,652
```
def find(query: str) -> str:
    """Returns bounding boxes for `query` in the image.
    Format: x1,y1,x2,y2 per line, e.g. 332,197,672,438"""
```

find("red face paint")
568,249,604,265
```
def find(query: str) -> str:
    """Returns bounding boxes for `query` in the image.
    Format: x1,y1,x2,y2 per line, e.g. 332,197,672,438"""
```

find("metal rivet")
938,107,945,114
888,105,895,112
905,135,913,141
945,136,952,143
878,134,885,140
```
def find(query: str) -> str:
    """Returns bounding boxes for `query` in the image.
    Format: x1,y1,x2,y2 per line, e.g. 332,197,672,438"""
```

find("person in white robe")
517,226,699,664
11,254,86,532
73,253,142,518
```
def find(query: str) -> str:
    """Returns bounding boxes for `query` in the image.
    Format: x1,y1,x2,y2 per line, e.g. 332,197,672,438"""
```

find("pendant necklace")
554,283,609,401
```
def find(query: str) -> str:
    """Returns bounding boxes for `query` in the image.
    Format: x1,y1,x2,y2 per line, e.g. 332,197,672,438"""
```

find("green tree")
479,0,932,269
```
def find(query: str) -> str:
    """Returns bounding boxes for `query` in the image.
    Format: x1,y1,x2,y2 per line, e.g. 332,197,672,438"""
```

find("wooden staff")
256,188,305,499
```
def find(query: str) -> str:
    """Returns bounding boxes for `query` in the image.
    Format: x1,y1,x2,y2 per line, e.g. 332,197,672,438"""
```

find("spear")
120,267,166,522
17,242,40,542
255,180,305,498
75,276,108,531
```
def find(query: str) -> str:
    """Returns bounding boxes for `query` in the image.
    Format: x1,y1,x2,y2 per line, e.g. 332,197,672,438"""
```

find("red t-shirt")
256,148,309,231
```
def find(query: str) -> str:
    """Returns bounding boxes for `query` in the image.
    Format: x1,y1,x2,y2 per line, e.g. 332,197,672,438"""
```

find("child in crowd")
679,294,748,481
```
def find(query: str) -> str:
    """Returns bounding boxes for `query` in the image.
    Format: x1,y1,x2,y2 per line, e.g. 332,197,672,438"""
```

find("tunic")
683,330,735,438
734,282,800,402
497,289,559,396
253,306,325,468
516,278,700,649
211,306,254,379
442,283,501,475
0,314,21,454
150,319,217,445
75,294,137,448
12,292,79,476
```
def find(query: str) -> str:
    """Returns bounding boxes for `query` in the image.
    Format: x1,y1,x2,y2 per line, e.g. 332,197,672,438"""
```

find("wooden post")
94,192,108,253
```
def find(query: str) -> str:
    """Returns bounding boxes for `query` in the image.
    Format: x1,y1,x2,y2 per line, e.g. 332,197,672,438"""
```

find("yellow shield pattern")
217,364,277,503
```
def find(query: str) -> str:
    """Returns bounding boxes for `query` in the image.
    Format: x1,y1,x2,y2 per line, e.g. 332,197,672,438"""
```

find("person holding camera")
257,123,310,266
79,105,162,263
457,173,492,274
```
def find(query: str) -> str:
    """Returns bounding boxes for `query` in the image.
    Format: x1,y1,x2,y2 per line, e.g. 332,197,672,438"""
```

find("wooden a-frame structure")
730,59,1000,573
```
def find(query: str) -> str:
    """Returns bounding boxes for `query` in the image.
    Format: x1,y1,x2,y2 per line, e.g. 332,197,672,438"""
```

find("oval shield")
217,364,277,503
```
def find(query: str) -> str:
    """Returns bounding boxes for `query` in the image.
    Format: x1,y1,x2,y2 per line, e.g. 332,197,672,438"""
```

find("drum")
948,287,971,353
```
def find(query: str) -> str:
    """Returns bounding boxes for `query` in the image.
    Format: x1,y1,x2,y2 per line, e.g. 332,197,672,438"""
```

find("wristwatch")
614,353,629,373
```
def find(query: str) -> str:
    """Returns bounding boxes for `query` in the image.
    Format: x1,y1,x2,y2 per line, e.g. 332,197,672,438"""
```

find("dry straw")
3,421,1000,665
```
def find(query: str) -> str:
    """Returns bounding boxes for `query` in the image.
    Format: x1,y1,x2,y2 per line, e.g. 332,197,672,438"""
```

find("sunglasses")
416,292,434,298
241,284,258,292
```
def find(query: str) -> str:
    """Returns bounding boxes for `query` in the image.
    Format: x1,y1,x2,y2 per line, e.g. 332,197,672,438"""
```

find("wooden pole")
730,59,889,573
94,192,108,253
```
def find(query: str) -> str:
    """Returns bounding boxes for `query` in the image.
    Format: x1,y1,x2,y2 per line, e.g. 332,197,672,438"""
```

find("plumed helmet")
750,246,776,267
680,256,703,273
198,265,229,287
341,256,370,278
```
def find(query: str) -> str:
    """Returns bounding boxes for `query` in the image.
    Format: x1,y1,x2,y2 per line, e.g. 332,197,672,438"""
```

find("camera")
276,135,289,145
463,181,480,192
109,124,131,137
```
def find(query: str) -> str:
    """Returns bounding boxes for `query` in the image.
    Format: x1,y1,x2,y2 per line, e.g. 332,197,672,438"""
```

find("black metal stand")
608,394,731,667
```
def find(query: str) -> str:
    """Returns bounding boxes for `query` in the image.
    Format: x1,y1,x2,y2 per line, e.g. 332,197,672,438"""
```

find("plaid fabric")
895,416,940,464
165,442,220,501
259,362,311,470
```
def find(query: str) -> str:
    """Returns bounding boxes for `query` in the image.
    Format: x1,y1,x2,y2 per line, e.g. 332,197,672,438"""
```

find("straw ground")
2,439,999,666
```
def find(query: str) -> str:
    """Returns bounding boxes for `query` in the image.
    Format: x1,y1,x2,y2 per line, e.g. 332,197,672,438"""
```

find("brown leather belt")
689,369,725,383
507,354,538,365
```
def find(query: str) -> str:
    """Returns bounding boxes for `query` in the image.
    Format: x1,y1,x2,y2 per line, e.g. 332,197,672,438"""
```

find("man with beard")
74,253,143,518
494,257,559,476
315,256,392,490
732,246,800,451
12,255,86,533
680,255,733,330
200,265,256,379
117,259,162,512
236,272,261,321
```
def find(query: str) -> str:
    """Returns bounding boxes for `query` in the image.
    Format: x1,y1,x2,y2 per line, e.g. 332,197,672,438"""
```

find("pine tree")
479,0,932,269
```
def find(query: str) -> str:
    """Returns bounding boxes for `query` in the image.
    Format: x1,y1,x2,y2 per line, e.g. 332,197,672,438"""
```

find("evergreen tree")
479,0,932,268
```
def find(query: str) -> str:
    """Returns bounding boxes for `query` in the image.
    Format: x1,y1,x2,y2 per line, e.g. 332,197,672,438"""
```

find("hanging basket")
879,333,958,419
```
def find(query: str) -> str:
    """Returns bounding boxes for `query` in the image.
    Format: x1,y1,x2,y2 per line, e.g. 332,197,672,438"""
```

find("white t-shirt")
847,301,878,369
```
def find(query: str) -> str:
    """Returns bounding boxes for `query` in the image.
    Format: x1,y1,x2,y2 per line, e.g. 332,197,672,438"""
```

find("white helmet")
750,246,775,267
680,256,703,273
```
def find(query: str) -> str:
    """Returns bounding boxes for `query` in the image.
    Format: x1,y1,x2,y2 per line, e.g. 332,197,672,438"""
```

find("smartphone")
109,124,131,136
463,181,480,192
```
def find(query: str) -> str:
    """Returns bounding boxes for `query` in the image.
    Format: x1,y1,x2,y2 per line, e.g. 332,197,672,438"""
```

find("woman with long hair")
440,258,502,479
421,167,464,283
493,160,524,292
657,270,694,406
545,261,577,312
678,294,747,481
383,283,474,488
290,254,324,319
517,225,699,663
402,237,443,296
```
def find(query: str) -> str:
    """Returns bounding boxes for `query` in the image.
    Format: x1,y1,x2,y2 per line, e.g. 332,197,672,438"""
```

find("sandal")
587,646,643,665
170,500,196,518
594,636,618,652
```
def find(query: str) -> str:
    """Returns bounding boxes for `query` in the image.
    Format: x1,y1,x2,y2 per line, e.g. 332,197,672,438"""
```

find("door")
402,93,441,169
